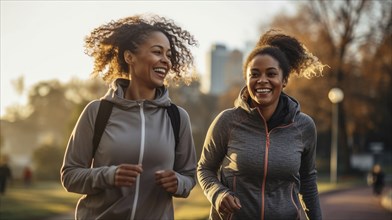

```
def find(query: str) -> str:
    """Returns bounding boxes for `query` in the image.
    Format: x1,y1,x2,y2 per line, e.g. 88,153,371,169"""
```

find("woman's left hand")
219,194,242,214
155,170,178,193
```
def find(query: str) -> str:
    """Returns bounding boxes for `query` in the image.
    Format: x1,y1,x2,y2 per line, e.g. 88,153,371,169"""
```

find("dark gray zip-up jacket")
197,87,321,220
61,78,197,220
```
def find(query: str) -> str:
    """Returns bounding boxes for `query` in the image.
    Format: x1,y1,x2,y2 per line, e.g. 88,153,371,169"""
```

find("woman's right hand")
114,164,143,187
219,193,242,214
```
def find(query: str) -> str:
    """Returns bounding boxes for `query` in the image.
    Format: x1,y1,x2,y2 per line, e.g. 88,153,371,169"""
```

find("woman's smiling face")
127,31,172,89
246,54,286,109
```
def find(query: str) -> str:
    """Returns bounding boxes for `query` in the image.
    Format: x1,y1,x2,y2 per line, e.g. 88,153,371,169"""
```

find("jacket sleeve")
197,110,232,211
299,114,322,220
60,100,117,195
173,107,197,198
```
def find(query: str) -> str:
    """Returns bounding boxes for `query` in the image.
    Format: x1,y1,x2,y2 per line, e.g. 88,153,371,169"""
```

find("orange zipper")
257,108,270,220
256,108,295,220
261,133,269,220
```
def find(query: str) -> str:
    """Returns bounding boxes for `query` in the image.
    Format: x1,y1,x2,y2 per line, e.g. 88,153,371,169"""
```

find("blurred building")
202,44,243,95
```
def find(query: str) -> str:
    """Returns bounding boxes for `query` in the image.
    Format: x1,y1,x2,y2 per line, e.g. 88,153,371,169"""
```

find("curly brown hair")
84,14,198,83
243,29,326,80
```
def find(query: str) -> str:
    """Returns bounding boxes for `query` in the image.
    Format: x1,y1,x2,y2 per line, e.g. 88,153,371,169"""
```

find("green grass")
0,181,79,220
174,184,210,220
0,179,364,220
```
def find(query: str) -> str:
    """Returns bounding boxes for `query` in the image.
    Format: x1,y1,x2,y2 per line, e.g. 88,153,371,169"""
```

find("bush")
33,144,64,180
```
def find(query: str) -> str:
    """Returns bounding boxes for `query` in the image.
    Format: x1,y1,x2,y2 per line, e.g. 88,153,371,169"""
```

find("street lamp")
328,88,344,184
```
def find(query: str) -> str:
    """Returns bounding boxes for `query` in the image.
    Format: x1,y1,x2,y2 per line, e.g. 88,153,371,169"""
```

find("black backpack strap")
166,103,181,149
92,100,114,157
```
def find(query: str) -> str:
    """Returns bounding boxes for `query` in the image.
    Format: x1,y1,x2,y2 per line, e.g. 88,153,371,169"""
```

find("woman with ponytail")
198,29,325,220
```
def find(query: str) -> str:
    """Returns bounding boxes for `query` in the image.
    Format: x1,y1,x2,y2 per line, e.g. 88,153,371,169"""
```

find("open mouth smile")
255,88,272,94
153,67,167,78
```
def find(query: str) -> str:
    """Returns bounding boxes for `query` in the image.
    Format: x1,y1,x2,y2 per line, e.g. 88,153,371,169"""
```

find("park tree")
62,77,107,145
168,80,218,159
28,78,107,175
0,132,3,151
2,77,106,176
32,143,64,180
0,80,73,162
357,28,392,153
25,78,107,147
265,0,391,173
24,80,75,148
2,76,31,122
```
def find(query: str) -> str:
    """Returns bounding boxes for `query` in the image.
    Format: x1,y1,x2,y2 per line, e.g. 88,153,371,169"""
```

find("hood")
234,86,301,127
101,78,172,109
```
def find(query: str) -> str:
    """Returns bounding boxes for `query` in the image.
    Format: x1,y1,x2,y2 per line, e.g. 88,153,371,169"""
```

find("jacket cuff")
174,172,195,198
107,165,117,186
214,190,230,211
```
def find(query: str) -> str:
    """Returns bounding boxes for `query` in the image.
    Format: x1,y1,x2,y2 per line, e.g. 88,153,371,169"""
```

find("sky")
1,0,296,118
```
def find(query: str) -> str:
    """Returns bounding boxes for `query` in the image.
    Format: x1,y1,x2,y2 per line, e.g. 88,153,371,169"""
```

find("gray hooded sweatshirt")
197,87,321,220
61,78,197,220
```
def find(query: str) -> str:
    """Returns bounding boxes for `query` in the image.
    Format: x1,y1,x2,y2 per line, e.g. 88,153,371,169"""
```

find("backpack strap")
92,100,113,156
92,101,180,157
166,103,181,149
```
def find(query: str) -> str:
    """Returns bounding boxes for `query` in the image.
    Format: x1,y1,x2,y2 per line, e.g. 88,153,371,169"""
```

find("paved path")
320,186,391,220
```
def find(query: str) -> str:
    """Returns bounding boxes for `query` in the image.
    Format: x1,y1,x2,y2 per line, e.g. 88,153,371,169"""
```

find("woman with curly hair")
61,14,198,220
198,29,325,220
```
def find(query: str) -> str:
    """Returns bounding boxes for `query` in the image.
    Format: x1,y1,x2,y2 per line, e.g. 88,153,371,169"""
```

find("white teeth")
256,89,271,93
153,68,166,74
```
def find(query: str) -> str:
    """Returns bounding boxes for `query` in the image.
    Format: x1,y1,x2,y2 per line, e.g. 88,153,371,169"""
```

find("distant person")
370,164,385,195
60,14,198,220
0,161,12,195
23,166,32,187
197,29,326,220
